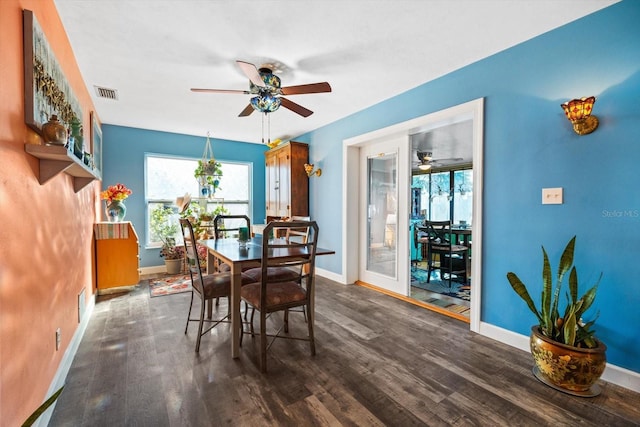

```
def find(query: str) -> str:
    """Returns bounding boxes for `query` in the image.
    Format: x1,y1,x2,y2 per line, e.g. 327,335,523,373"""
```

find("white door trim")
343,98,484,332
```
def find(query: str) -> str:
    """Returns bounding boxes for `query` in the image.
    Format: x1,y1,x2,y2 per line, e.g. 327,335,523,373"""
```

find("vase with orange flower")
100,183,132,222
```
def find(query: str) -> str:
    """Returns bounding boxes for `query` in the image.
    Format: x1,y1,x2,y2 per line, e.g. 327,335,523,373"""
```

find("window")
411,168,472,225
145,154,251,247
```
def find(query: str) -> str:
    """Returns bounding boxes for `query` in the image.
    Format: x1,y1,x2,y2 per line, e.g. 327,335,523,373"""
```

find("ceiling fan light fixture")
251,94,281,113
262,68,281,87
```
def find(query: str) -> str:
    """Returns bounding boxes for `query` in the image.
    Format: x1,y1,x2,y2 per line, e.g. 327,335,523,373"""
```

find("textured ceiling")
53,0,617,145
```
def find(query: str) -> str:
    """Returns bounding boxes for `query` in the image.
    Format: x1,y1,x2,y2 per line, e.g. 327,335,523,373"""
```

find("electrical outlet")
542,187,563,204
56,328,61,351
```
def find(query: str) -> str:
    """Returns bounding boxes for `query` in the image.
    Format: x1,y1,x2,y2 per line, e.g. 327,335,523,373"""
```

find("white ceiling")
53,0,617,145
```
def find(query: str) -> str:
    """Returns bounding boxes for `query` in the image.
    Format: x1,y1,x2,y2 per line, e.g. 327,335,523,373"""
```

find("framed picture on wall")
23,9,83,135
91,111,103,179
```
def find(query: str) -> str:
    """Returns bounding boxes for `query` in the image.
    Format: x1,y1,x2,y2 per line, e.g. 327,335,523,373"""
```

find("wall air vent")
94,85,119,100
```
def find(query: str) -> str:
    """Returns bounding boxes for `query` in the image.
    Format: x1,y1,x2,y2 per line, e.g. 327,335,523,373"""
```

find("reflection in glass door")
366,152,397,278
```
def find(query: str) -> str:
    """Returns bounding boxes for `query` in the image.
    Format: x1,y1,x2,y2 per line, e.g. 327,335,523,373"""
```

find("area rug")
149,274,192,297
411,267,470,301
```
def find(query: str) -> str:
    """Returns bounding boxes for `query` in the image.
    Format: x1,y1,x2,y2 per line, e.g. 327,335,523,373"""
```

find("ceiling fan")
414,151,463,170
191,60,332,117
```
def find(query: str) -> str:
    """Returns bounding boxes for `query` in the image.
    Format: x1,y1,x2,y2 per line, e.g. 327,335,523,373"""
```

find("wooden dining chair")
179,218,252,352
240,220,319,372
285,216,311,244
423,220,469,288
213,214,251,239
413,223,429,267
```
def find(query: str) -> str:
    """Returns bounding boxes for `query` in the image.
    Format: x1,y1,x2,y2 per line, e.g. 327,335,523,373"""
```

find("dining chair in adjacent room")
240,220,319,372
179,218,252,352
413,223,429,268
423,220,469,288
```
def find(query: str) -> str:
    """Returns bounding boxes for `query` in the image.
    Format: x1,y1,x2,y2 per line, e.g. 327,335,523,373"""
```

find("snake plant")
507,236,601,348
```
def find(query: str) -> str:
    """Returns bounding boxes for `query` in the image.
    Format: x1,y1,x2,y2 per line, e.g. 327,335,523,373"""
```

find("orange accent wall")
0,1,99,425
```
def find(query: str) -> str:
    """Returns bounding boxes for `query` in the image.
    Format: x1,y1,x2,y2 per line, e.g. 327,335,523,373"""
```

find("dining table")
201,235,335,358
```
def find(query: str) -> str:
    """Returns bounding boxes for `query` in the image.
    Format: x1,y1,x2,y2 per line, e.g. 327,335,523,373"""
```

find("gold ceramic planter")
530,326,606,397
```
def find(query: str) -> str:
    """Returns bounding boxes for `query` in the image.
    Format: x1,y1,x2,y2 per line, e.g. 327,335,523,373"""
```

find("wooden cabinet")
265,141,309,221
94,222,140,293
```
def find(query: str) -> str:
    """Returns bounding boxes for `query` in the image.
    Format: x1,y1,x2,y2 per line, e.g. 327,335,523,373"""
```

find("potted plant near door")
150,205,184,275
506,235,606,396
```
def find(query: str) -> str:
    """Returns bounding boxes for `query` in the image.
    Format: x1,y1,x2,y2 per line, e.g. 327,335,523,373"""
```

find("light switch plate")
542,187,563,204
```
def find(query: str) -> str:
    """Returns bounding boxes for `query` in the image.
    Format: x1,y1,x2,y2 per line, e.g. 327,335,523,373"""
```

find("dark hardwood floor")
49,275,640,426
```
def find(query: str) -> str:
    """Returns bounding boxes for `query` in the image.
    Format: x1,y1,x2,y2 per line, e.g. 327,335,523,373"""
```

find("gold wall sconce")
304,163,322,177
561,96,599,135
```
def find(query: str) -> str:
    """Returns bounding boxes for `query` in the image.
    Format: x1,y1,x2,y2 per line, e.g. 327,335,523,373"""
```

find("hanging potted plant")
194,159,223,191
195,133,223,198
150,205,183,275
507,236,606,396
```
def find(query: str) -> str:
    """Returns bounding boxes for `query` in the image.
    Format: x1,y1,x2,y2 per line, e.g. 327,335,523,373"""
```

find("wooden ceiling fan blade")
236,60,266,87
238,104,255,117
191,88,250,94
281,82,332,95
280,98,313,117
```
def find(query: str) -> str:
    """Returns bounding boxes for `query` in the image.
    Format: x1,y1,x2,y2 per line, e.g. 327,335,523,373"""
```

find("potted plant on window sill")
159,241,184,275
150,205,183,275
507,236,606,397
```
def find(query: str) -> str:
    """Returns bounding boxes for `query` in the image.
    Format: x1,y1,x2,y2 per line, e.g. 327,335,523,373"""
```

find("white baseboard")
36,291,96,427
140,265,167,275
315,267,347,284
479,321,640,393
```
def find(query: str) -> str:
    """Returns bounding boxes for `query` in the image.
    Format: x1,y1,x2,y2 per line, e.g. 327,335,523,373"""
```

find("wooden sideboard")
265,141,309,221
94,222,140,293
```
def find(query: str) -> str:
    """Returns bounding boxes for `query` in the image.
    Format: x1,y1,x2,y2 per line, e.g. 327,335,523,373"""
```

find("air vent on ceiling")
94,85,118,100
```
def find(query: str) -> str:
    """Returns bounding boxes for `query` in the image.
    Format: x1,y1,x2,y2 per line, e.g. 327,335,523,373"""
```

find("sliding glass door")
359,137,409,295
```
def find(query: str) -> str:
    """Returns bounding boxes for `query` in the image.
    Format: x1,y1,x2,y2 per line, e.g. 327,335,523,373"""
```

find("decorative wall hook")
561,96,599,135
304,163,322,177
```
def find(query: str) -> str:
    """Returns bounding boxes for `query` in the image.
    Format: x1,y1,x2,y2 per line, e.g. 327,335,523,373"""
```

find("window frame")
144,153,252,248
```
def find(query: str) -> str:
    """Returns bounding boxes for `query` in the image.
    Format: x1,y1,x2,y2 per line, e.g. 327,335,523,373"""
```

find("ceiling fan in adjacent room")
191,60,332,117
414,151,463,170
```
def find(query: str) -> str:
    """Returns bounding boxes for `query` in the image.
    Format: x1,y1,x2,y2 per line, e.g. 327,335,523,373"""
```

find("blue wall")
101,125,267,268
298,1,640,372
102,1,640,373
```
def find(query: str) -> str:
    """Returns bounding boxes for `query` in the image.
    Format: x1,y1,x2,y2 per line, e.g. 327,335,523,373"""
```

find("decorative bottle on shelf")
70,118,84,160
41,115,67,146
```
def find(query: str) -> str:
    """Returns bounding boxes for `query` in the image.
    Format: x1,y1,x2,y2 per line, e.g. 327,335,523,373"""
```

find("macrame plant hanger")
198,132,220,200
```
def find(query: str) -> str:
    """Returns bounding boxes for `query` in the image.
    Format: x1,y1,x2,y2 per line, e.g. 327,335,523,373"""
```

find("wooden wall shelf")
25,144,100,192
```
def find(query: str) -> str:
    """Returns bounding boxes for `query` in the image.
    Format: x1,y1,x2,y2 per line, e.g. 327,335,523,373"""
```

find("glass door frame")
343,98,484,333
